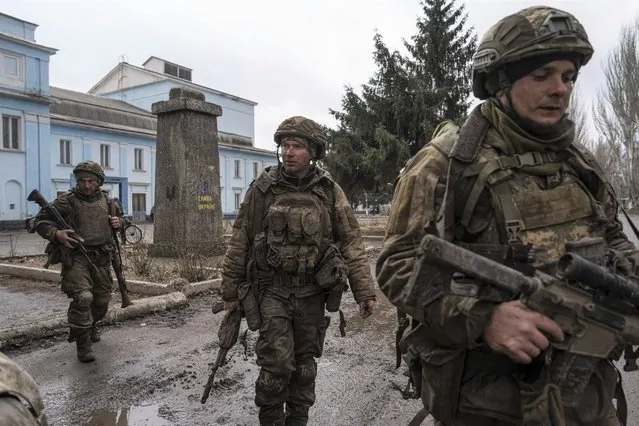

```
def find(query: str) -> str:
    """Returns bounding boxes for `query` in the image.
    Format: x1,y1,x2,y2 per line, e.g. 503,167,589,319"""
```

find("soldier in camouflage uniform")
0,351,48,425
377,6,634,426
34,161,123,363
221,116,377,426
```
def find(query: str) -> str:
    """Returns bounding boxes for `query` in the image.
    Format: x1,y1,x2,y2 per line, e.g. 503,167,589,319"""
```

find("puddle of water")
86,404,173,426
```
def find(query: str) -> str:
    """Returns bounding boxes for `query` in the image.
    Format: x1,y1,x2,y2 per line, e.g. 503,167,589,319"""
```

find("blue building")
0,13,277,227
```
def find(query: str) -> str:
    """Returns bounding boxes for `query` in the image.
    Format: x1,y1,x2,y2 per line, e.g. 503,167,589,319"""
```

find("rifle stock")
409,234,639,406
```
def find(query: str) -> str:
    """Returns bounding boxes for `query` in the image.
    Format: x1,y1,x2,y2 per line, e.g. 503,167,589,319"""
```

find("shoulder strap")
437,105,491,241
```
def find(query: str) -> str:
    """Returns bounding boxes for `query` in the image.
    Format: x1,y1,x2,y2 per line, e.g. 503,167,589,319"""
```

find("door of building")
132,193,147,222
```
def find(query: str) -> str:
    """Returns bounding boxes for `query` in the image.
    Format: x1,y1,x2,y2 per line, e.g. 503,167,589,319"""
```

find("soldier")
377,6,633,426
0,351,48,425
34,161,122,363
220,116,377,426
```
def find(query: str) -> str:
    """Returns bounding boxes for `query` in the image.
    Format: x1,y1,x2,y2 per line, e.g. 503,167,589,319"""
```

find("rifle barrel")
419,235,539,295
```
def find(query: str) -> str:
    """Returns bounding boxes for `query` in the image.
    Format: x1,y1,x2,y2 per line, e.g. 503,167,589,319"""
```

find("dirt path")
4,256,426,426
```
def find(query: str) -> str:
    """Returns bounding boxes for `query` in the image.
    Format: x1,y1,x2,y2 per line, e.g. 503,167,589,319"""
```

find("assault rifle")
108,198,132,308
27,189,132,307
407,234,639,406
201,301,242,404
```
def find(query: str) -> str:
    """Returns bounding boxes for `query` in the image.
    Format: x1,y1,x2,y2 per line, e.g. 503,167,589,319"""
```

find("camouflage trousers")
254,291,330,426
61,252,113,329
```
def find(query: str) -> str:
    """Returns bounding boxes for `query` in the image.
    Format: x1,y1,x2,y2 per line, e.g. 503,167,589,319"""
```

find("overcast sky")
4,0,638,151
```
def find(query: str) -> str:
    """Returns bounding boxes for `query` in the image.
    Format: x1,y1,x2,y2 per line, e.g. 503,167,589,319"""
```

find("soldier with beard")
221,116,377,426
34,161,122,363
377,6,634,426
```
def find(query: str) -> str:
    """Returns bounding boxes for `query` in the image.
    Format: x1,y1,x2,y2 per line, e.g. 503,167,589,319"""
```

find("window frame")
134,148,144,171
1,114,21,151
59,139,72,165
100,143,111,168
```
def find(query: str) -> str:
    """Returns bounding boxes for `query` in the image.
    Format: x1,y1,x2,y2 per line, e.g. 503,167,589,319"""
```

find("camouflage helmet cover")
73,161,105,185
0,352,47,425
274,116,327,160
472,6,594,99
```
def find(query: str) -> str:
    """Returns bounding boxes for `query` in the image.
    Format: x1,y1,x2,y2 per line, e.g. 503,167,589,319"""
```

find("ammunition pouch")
315,244,348,290
44,242,64,269
238,281,261,331
401,325,466,423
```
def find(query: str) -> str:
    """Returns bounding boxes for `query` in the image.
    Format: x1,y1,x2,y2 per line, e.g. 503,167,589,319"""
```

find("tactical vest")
251,168,335,284
70,193,112,246
431,109,612,271
0,352,47,425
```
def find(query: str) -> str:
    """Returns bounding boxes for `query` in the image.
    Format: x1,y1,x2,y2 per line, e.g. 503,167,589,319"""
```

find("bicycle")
119,218,143,245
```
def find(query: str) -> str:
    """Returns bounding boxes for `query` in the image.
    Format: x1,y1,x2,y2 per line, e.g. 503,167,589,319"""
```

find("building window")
1,52,22,81
3,55,18,77
1,115,20,150
134,148,144,170
234,192,242,210
178,68,192,81
234,160,241,178
253,162,259,179
59,139,72,165
100,144,111,168
164,62,192,81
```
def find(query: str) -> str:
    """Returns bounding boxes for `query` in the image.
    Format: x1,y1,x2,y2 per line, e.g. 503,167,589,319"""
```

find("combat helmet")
472,6,594,99
274,116,327,160
73,161,105,185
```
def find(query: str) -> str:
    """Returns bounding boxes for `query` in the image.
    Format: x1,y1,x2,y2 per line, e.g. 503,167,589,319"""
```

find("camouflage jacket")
221,165,376,303
376,109,635,351
34,188,123,244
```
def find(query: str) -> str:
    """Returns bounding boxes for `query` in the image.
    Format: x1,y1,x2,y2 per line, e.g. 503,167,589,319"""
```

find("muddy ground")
3,254,427,426
4,233,639,425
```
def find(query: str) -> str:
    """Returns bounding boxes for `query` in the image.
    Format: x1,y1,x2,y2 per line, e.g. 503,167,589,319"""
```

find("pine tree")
325,0,477,203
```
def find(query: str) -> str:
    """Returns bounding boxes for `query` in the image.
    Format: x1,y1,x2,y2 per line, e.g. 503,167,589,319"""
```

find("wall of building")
219,147,278,214
50,122,156,217
100,79,256,144
0,21,53,220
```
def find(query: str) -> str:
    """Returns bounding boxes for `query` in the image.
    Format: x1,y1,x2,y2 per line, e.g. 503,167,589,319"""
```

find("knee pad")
75,290,94,308
91,303,109,321
295,358,317,387
255,370,289,406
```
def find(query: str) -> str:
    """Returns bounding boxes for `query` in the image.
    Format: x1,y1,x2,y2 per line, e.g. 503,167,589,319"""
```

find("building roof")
0,12,37,27
48,86,275,155
0,30,57,54
88,61,257,106
49,86,157,135
142,55,192,71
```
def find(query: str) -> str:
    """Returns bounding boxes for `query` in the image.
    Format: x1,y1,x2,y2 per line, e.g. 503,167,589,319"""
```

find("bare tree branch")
593,17,639,205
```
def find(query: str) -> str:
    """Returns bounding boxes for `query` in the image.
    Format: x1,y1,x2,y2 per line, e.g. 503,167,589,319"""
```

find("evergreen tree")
325,0,477,203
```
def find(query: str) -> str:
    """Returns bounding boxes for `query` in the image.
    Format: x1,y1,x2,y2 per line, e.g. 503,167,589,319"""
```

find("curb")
0,263,221,297
0,292,189,349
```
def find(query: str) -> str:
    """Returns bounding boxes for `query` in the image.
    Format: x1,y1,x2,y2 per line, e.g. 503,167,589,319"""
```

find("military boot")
90,322,101,342
284,403,309,426
259,403,285,426
71,327,95,363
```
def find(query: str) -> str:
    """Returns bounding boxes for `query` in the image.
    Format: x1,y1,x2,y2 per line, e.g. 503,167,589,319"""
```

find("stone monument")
149,87,225,256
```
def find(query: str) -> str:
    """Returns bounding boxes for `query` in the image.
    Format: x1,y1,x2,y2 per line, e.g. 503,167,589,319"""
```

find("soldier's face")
77,177,99,195
281,139,313,177
499,59,576,126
